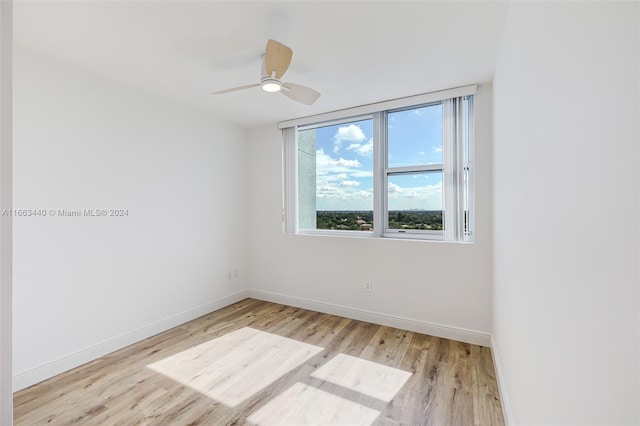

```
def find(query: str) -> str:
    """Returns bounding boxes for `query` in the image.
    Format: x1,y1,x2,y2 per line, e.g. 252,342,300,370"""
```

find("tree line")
316,210,443,231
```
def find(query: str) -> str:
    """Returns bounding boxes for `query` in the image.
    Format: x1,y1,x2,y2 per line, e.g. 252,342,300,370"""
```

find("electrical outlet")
364,282,373,292
227,272,233,280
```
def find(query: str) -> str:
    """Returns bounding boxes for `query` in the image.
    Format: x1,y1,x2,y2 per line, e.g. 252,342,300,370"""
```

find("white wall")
247,85,494,344
12,47,248,390
492,2,640,424
0,1,11,422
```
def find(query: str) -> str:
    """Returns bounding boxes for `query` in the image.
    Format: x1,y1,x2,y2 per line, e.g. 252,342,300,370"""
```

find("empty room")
0,1,639,425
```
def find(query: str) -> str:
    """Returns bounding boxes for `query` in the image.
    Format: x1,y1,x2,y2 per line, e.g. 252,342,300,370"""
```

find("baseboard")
490,335,514,426
247,289,491,347
13,289,250,392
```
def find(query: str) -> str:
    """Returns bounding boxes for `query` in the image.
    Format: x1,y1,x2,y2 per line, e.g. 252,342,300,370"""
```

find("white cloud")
316,185,372,201
317,185,345,196
313,148,375,210
323,173,348,182
337,158,361,167
349,190,373,200
386,181,443,209
316,186,373,210
433,146,443,153
388,181,442,198
418,151,426,156
346,138,373,157
315,150,365,191
316,149,362,175
350,170,374,178
333,124,366,153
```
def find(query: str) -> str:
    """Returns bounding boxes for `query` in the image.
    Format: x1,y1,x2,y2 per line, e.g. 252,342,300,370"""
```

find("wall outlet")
227,271,233,280
364,282,373,292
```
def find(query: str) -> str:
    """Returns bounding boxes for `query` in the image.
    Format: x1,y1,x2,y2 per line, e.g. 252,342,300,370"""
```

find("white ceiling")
14,1,509,128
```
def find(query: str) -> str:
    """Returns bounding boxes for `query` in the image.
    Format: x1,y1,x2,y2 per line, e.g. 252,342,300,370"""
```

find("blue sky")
309,104,444,211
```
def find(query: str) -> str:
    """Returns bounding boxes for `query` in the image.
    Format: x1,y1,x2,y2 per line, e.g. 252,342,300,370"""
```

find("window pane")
387,172,443,230
387,103,443,168
298,118,374,231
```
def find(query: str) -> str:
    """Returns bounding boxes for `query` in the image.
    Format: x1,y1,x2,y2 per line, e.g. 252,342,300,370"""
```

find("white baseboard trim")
490,335,514,426
13,289,250,392
247,289,491,347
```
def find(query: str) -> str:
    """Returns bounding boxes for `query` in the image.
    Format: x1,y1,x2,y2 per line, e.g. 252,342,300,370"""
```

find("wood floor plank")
14,299,504,425
360,326,413,369
386,332,432,425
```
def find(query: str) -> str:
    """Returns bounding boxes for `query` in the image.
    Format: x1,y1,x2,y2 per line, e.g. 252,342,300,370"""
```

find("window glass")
387,104,442,168
387,172,443,230
297,118,374,231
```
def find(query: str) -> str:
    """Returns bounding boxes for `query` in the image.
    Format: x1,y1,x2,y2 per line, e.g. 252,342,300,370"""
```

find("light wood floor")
14,299,504,425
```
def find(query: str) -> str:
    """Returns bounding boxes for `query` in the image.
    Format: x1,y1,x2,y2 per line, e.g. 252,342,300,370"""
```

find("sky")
302,104,444,211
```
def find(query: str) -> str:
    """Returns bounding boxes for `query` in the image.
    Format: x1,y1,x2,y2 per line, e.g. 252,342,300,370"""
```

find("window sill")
289,230,474,244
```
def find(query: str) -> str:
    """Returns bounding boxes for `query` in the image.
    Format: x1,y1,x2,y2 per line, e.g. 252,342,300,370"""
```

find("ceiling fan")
212,39,321,105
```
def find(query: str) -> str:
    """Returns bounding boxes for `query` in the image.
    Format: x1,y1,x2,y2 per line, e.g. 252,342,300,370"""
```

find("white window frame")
382,103,446,240
282,85,476,242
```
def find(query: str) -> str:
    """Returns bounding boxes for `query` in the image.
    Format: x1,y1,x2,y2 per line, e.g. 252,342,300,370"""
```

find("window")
385,104,444,236
282,86,475,242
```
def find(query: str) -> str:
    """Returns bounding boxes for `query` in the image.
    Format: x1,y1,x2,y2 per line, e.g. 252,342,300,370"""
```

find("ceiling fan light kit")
261,76,282,93
212,39,320,105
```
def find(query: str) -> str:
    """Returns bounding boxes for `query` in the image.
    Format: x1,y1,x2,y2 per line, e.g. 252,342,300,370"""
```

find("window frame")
282,85,476,243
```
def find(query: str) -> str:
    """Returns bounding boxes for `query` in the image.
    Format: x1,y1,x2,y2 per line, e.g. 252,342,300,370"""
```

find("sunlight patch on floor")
147,327,324,407
311,353,412,402
247,382,380,426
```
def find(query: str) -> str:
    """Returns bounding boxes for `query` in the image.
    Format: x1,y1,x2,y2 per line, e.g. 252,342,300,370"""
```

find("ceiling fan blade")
211,83,260,95
281,83,321,105
265,39,292,79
